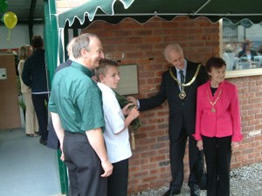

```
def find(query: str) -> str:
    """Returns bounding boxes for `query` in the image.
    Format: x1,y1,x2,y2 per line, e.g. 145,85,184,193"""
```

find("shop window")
222,19,262,78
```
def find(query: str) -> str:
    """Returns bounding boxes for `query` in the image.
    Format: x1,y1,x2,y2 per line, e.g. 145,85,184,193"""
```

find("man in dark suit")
47,37,75,150
129,43,208,196
238,39,257,61
46,58,72,149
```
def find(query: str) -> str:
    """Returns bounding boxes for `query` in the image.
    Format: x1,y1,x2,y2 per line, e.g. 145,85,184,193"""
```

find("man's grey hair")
163,43,184,61
72,33,99,58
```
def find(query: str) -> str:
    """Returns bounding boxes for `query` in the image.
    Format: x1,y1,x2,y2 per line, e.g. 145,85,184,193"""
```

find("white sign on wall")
0,68,7,80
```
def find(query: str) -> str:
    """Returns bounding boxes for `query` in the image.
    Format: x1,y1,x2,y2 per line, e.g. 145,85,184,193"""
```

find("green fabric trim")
58,0,134,27
58,0,262,28
44,0,59,89
114,91,141,131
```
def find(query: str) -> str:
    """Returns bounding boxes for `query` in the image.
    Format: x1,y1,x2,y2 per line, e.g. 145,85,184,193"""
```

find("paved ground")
0,129,60,196
131,162,262,196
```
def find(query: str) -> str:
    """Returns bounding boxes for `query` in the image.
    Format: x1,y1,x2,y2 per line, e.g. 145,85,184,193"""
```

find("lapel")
185,61,195,83
184,61,196,94
169,66,180,93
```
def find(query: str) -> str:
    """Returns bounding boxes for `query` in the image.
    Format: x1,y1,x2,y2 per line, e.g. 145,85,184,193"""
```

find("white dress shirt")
97,82,132,163
175,61,187,82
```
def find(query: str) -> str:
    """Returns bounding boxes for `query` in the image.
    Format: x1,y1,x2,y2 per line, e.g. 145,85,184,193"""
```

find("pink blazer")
194,80,242,142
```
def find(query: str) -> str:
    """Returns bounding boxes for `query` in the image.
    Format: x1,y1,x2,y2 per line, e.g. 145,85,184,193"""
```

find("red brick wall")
82,16,262,194
229,76,262,167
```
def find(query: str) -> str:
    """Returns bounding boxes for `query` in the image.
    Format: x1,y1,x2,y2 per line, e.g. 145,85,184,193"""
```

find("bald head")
71,33,104,70
71,33,100,59
164,44,183,61
164,43,185,69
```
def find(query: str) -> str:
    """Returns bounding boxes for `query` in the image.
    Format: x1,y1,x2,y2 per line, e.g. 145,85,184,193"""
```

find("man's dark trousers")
169,127,200,190
32,93,49,141
63,131,107,196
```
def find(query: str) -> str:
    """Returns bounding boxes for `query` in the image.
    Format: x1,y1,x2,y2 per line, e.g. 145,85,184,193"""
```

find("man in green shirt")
49,33,113,196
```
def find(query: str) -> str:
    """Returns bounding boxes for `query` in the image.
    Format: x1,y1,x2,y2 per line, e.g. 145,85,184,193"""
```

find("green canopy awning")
58,0,134,27
58,0,262,28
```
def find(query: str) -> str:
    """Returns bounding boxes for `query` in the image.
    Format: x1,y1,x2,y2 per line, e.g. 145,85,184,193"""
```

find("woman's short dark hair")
31,35,43,48
206,57,226,73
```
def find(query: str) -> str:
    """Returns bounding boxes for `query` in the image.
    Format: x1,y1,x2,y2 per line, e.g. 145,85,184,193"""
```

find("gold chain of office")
169,64,201,99
207,89,222,113
168,64,201,87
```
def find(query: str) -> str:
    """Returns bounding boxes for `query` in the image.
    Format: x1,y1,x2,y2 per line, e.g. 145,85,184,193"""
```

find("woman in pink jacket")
195,57,242,196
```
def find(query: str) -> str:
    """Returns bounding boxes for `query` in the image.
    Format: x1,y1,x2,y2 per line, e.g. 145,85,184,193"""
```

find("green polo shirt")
48,61,105,133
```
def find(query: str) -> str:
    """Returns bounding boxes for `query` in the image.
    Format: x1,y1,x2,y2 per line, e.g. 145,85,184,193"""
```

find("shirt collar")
208,80,225,90
175,59,187,75
71,61,94,77
97,82,115,96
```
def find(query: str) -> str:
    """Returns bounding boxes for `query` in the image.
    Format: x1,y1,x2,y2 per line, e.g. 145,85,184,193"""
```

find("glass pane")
222,19,262,71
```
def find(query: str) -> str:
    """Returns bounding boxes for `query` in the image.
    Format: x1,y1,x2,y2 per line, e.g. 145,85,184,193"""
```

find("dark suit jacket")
238,49,257,60
47,59,72,150
139,60,208,141
22,49,48,92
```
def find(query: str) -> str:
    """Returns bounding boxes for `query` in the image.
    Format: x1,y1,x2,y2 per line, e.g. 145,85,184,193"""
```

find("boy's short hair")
95,59,118,82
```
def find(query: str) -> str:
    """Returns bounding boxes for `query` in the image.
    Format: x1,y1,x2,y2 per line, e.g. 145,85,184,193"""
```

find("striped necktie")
179,70,185,83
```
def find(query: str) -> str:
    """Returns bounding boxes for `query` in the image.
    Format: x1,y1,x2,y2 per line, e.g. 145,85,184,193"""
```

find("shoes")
163,185,200,196
163,189,181,196
190,185,200,196
39,138,47,145
26,132,40,137
26,133,38,137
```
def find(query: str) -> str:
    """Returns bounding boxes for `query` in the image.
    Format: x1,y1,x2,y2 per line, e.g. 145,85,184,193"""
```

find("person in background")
49,33,113,196
195,57,242,196
223,44,235,70
238,40,257,61
12,50,19,76
18,45,39,137
47,37,76,150
257,45,262,56
22,36,49,145
95,59,140,196
56,37,76,72
128,43,208,196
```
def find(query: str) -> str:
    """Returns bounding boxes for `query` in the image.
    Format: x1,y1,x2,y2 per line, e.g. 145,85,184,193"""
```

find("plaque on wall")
115,64,138,95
